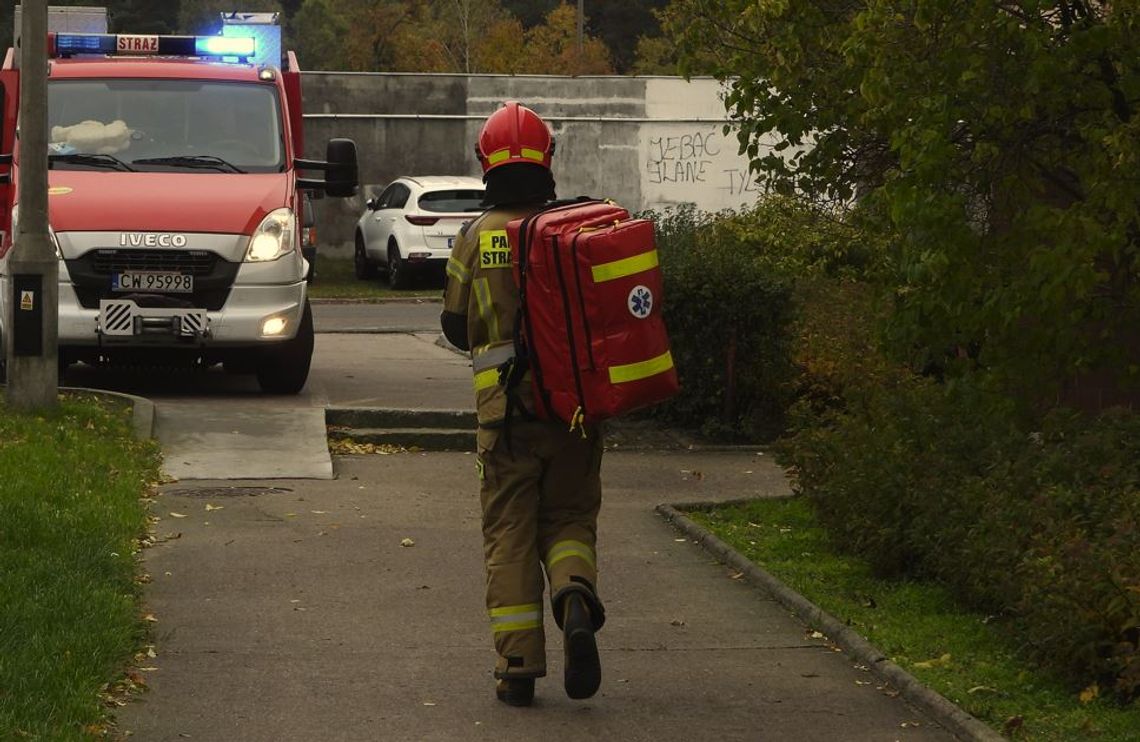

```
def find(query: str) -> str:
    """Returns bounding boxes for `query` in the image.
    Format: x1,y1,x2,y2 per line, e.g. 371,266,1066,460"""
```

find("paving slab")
155,403,333,481
118,451,955,741
310,332,473,410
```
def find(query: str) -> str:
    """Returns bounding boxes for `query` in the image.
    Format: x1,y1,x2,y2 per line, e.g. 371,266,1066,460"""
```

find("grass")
307,255,442,300
0,394,162,740
691,497,1140,741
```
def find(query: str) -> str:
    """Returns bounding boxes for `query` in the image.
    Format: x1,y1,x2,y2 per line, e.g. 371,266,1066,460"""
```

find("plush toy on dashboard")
50,119,132,155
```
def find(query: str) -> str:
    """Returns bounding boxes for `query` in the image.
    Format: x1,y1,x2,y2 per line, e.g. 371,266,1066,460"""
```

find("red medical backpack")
507,200,679,427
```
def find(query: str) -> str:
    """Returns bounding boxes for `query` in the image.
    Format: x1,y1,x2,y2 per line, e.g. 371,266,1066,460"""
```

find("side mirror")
324,138,358,199
295,138,358,198
365,197,377,211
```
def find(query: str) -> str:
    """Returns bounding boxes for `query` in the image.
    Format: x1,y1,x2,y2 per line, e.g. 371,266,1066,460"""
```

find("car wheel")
256,301,314,395
388,243,410,290
354,234,377,280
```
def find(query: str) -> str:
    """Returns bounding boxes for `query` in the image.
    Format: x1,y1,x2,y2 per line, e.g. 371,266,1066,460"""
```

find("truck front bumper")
58,280,306,348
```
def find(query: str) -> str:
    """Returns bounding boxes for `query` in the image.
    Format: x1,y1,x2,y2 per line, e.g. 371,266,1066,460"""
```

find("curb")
656,501,1004,742
325,406,476,429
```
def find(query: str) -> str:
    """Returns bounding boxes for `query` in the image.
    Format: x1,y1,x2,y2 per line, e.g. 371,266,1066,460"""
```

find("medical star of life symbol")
628,285,653,319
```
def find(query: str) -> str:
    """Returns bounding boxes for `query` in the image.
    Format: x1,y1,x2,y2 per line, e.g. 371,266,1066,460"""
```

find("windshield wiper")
48,153,135,172
132,155,245,174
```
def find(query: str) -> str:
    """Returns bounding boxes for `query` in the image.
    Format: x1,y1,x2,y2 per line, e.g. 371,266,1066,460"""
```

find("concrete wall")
300,72,767,254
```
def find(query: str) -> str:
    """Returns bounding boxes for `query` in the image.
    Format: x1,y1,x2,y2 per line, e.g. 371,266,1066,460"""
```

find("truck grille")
90,249,217,276
67,249,240,311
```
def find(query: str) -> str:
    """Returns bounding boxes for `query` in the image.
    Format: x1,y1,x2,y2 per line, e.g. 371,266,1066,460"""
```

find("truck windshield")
47,79,285,173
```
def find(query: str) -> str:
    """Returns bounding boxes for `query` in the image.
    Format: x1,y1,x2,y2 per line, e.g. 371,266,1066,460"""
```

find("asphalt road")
312,299,443,334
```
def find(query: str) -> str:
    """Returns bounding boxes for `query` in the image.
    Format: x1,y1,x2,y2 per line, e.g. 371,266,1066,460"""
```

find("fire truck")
0,22,357,393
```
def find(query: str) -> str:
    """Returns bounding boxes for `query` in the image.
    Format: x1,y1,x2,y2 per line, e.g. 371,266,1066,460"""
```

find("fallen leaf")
205,504,224,512
311,510,328,514
968,685,998,695
401,537,416,547
169,512,188,519
670,619,685,627
729,571,745,580
913,653,951,669
143,614,158,623
423,701,437,707
1079,683,1099,704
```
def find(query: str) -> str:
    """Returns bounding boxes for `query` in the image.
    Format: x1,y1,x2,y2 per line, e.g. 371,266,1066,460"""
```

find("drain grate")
165,486,293,498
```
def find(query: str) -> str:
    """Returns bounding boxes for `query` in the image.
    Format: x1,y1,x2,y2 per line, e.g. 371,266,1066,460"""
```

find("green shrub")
653,206,793,440
650,197,870,441
780,379,1140,701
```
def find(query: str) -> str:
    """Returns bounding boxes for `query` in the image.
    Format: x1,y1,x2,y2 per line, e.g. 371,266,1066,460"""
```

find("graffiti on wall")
641,126,759,210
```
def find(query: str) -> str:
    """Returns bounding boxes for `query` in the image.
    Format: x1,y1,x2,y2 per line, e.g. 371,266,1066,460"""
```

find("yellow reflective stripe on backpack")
591,249,658,283
608,350,674,384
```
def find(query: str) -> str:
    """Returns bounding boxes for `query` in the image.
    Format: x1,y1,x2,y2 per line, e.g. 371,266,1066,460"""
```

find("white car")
354,175,485,289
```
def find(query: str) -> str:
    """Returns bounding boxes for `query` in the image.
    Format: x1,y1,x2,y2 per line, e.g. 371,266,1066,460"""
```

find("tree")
585,0,669,73
500,0,560,28
521,4,612,75
666,1,1140,400
291,0,350,70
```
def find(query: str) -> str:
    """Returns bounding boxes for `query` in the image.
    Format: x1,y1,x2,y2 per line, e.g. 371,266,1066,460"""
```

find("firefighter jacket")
443,203,544,427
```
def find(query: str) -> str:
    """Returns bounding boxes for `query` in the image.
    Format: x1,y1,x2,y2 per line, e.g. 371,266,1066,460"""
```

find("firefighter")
441,102,606,707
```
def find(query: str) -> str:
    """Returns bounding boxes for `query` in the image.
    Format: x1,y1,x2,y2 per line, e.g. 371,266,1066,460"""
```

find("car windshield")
418,189,485,213
47,79,285,173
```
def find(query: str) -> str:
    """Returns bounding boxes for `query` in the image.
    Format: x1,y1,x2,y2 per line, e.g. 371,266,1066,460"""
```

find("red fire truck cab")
0,32,357,393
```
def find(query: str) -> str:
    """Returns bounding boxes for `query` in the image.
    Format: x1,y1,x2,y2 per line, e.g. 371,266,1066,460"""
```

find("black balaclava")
482,163,556,207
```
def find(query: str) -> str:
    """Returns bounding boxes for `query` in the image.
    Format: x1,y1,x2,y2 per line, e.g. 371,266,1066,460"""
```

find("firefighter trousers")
477,419,605,679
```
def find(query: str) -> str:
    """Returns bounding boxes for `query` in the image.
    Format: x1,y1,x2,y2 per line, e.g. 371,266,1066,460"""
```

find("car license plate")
112,271,193,293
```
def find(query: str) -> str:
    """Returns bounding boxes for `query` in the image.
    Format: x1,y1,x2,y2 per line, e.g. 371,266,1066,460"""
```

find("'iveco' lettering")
479,230,511,269
119,233,188,248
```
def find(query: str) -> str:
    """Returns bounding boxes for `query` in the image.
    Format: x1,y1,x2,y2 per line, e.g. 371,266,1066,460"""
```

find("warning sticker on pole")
20,291,34,311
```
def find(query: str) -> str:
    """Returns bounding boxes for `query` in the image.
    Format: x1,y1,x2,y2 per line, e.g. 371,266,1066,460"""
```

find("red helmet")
475,101,555,175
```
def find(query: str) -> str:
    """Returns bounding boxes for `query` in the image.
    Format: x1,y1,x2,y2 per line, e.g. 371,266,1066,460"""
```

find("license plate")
112,271,193,293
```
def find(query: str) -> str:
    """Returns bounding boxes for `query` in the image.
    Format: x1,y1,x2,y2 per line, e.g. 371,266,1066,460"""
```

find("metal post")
6,0,59,411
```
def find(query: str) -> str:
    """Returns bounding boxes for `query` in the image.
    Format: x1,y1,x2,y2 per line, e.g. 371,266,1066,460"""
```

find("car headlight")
245,207,297,263
9,203,63,259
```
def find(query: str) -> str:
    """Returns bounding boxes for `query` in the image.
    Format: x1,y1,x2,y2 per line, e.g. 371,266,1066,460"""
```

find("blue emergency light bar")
51,33,256,61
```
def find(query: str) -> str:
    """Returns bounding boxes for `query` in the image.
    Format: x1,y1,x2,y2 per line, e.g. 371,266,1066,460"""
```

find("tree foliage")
289,0,611,74
666,1,1140,400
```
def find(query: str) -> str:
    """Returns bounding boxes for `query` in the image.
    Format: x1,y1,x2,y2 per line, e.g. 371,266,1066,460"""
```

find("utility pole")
577,0,584,54
6,0,59,411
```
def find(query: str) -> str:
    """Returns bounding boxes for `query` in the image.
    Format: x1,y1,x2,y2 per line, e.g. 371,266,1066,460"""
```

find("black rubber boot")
562,593,601,699
496,677,535,707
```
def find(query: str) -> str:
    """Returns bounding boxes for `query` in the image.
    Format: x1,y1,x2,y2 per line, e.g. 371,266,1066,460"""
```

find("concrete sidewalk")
118,450,954,741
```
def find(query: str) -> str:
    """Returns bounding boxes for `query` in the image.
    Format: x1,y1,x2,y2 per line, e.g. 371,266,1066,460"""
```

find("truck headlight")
9,203,63,259
245,207,297,263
